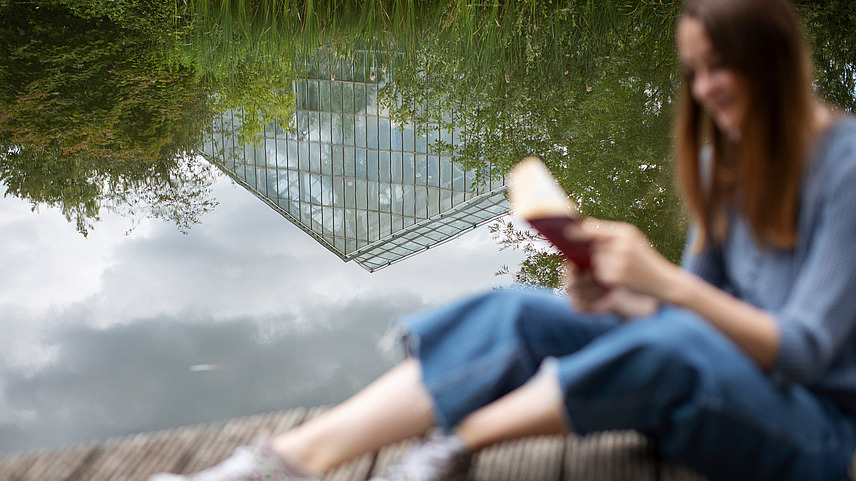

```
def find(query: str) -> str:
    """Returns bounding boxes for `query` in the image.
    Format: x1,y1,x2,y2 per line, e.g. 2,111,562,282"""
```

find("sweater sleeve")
772,133,856,385
681,224,726,289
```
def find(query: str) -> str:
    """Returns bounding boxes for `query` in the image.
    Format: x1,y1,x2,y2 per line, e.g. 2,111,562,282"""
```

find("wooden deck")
0,407,707,481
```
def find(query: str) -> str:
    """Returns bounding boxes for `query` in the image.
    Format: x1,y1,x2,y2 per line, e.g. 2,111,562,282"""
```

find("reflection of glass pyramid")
201,53,508,271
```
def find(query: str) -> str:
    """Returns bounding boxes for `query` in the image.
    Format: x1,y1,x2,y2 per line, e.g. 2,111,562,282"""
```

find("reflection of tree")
379,2,685,287
0,1,219,235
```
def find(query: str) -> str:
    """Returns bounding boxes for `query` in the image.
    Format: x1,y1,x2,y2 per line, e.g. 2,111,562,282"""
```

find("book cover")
508,156,592,270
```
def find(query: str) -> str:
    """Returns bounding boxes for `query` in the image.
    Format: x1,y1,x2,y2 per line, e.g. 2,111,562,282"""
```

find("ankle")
269,436,327,477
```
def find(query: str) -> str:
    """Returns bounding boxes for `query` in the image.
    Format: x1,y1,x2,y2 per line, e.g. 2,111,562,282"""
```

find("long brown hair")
675,0,816,249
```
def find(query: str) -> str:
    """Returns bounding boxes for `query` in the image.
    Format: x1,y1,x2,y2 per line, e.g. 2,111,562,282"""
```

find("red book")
508,156,592,270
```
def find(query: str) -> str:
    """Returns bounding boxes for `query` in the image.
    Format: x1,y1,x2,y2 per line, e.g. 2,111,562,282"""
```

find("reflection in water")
204,51,508,271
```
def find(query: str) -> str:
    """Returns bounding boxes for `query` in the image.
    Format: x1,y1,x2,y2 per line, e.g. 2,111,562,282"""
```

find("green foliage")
0,1,217,235
795,0,856,112
377,0,687,287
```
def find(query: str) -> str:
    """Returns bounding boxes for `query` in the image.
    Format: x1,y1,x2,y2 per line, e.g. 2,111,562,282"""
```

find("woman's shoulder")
811,114,856,175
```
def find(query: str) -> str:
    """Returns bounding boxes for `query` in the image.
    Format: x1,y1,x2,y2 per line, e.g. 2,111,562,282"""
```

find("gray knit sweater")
682,116,856,413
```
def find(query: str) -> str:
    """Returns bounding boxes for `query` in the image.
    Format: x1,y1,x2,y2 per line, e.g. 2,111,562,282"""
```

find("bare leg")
456,367,569,451
270,358,435,474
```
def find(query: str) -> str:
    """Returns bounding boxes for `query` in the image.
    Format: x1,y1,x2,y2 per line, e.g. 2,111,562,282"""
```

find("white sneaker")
149,443,318,481
371,429,471,481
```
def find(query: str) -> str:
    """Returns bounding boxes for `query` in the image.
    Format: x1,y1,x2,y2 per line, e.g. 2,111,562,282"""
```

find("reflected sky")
0,166,523,453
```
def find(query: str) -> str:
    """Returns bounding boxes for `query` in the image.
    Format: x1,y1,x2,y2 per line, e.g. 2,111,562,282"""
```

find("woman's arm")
580,218,780,369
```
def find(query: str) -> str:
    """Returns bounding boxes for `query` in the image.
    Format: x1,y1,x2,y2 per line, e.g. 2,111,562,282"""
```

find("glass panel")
344,179,356,208
331,82,343,111
440,157,452,188
344,148,356,176
320,175,333,205
367,150,378,180
356,149,367,178
300,172,311,202
321,144,332,176
311,204,323,232
415,155,427,185
278,169,290,198
367,181,379,211
391,127,403,151
379,213,392,238
345,208,357,240
297,111,309,140
333,146,344,176
427,156,439,187
354,84,366,116
356,179,368,210
416,131,428,153
355,114,366,148
343,113,355,144
296,79,309,110
320,112,332,143
332,113,343,144
333,176,345,207
322,206,333,235
288,140,299,169
276,139,287,169
391,185,403,215
441,189,453,211
288,170,300,201
378,183,391,212
379,118,391,150
265,137,278,167
320,81,331,111
415,186,428,218
333,207,344,237
403,184,415,218
367,116,378,149
343,83,354,113
310,141,321,173
379,151,390,182
366,85,378,115
403,153,415,184
309,112,320,142
356,210,368,241
452,162,465,192
427,188,440,217
403,126,415,151
391,152,403,183
367,211,380,241
301,202,312,227
267,168,278,198
307,80,320,111
298,141,309,170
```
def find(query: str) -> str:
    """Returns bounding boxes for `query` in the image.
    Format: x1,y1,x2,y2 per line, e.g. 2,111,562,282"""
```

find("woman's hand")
577,218,681,300
565,261,660,318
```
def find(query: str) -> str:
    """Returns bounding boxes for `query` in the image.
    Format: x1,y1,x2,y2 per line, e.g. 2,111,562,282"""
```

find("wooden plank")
0,452,41,481
179,410,308,474
13,444,99,481
565,431,657,481
470,435,565,481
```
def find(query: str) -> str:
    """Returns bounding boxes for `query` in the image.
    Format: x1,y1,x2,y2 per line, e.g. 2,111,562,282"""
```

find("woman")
152,0,856,479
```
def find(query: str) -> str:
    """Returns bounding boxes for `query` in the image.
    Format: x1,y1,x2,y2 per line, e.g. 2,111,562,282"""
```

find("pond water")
1,0,853,455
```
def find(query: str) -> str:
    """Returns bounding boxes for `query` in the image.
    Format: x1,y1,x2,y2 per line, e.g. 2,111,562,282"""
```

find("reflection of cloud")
0,173,524,454
0,292,423,453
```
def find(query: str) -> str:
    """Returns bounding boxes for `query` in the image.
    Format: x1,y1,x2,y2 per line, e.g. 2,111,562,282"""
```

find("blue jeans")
399,288,856,481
